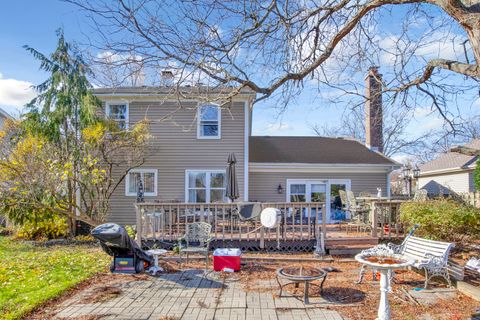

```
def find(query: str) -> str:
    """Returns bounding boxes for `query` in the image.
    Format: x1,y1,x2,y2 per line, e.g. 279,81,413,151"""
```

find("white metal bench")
388,236,454,288
358,236,454,288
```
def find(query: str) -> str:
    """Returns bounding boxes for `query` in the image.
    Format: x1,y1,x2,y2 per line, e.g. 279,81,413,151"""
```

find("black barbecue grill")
91,223,153,274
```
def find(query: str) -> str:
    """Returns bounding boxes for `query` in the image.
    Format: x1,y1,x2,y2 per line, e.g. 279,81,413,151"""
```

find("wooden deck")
135,201,405,253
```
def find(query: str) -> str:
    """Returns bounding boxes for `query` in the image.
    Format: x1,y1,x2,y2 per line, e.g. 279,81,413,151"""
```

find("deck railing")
368,200,404,239
134,200,406,251
134,202,327,252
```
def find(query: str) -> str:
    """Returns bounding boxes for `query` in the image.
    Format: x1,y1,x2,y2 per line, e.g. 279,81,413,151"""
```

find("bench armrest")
424,253,446,268
387,243,403,254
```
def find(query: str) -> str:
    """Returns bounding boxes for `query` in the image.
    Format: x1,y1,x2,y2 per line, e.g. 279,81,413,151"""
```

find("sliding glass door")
287,179,351,223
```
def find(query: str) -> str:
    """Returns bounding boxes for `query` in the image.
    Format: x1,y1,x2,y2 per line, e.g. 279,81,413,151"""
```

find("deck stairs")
325,236,379,256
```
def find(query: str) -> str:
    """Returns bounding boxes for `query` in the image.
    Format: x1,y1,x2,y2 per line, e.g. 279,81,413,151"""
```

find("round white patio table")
355,253,413,320
146,249,168,275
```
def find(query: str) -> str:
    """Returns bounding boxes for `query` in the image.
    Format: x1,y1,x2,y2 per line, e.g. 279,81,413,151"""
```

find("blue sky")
1,1,479,155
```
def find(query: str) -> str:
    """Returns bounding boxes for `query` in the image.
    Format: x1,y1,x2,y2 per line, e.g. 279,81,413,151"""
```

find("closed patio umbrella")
226,152,239,202
136,179,144,203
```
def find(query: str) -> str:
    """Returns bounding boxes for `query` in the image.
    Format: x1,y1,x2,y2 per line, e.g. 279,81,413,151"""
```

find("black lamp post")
401,165,420,197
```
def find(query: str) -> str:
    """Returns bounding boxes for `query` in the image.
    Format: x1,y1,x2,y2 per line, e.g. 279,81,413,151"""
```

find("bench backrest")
400,236,454,265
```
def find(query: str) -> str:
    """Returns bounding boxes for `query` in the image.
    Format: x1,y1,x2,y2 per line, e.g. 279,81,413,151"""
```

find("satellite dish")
260,208,281,228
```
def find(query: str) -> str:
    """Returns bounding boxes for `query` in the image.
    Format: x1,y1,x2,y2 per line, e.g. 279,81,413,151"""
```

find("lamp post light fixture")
401,164,420,197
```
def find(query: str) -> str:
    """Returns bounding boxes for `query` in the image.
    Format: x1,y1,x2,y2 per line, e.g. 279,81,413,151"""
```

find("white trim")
419,166,475,176
197,103,221,139
125,168,158,196
185,169,227,203
250,162,398,173
386,173,391,198
105,100,129,129
244,101,249,201
94,93,256,101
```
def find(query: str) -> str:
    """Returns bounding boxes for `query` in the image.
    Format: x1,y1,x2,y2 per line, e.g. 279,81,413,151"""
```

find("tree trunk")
467,25,480,66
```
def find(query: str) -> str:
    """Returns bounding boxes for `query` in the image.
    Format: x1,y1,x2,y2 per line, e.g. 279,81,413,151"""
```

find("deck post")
314,203,327,256
135,204,143,246
260,227,265,249
371,202,378,238
321,204,327,246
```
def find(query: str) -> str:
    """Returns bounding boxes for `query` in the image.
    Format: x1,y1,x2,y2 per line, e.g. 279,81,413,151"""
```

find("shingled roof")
419,139,480,173
249,136,397,165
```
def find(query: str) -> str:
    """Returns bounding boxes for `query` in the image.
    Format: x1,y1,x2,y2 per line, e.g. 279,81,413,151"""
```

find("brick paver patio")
54,270,344,320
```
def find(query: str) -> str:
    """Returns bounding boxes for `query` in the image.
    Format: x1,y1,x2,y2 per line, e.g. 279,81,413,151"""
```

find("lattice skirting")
143,239,316,253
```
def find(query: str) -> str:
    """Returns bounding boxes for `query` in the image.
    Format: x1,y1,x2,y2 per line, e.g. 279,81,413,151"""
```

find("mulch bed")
26,258,479,320
229,260,478,320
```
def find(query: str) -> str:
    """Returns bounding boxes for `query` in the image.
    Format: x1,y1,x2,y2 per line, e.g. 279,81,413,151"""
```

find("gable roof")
249,136,397,165
419,139,479,174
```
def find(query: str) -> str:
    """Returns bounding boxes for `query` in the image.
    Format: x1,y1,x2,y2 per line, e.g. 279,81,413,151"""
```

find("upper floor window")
125,169,157,196
106,102,129,129
197,104,221,139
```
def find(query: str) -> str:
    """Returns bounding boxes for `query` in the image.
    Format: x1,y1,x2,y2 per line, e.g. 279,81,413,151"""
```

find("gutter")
250,162,400,173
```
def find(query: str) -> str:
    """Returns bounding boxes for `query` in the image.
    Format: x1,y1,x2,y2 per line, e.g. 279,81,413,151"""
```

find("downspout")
386,166,394,199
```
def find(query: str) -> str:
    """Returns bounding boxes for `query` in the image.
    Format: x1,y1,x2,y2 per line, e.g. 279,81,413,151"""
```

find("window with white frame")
106,102,129,129
197,104,220,138
186,170,226,203
125,169,157,196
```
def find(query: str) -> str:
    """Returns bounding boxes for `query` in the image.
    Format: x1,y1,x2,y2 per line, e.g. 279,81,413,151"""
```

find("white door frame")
286,179,351,223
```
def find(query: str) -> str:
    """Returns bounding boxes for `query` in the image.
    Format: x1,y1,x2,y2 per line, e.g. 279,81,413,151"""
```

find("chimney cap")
161,70,174,78
365,66,382,80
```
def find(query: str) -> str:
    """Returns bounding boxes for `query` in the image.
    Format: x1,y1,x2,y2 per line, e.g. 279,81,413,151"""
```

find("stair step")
329,247,366,256
326,238,378,247
326,243,376,256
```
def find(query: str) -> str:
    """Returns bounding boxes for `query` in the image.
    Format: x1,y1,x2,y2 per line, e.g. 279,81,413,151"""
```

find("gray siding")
418,171,474,195
249,171,388,202
105,100,246,225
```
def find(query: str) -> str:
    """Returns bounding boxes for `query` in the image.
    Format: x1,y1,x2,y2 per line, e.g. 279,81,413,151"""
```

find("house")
0,107,13,130
418,139,479,195
93,68,399,225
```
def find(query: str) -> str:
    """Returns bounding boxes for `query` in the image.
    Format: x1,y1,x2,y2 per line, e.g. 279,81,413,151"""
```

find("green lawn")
0,236,109,320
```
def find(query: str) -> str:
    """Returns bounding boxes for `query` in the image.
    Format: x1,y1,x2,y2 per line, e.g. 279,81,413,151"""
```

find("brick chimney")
365,66,383,153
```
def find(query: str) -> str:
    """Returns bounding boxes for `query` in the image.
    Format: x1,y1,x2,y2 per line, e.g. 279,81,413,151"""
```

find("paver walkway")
54,270,344,320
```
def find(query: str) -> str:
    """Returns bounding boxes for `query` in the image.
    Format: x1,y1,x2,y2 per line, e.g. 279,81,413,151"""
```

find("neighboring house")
93,68,398,225
418,139,480,196
0,107,13,130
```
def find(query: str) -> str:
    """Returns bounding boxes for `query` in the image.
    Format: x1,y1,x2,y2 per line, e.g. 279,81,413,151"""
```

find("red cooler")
213,248,241,271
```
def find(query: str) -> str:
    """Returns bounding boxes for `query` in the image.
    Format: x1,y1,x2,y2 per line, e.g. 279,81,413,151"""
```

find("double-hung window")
186,170,226,203
197,104,220,139
106,102,129,129
125,169,157,196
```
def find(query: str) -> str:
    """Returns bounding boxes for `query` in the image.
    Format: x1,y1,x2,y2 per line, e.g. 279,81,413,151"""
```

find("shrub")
400,199,480,243
15,216,68,240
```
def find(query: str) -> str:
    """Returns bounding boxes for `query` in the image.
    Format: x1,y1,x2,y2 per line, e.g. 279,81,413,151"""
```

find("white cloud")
473,97,480,108
378,30,462,66
0,73,36,109
392,154,416,165
413,107,433,118
265,123,291,133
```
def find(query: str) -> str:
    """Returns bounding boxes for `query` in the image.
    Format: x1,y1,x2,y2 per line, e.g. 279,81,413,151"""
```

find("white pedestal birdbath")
355,252,413,320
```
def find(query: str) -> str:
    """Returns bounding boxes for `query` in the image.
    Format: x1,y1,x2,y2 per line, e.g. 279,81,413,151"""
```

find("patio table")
276,266,327,304
146,249,168,275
